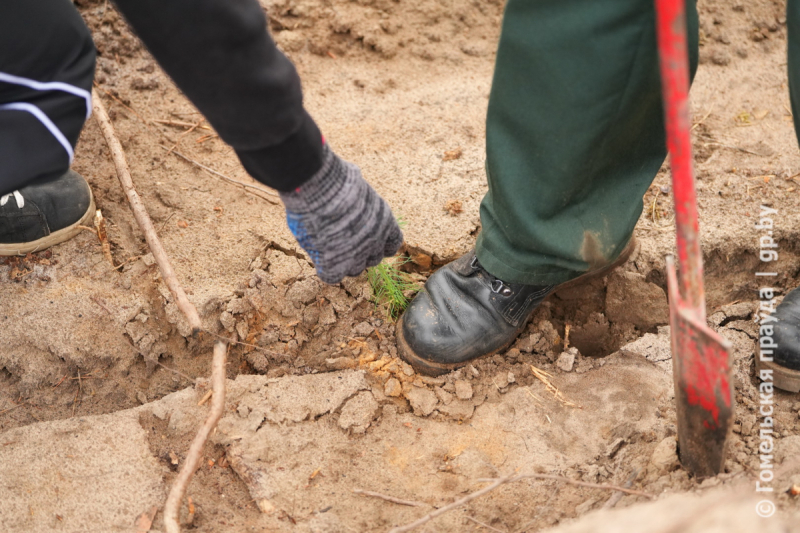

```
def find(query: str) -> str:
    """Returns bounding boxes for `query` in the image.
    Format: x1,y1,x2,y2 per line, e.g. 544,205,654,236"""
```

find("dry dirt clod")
326,357,357,370
434,386,454,405
338,391,379,433
454,380,473,400
420,375,445,386
649,437,680,475
385,377,403,397
405,387,438,416
444,199,463,216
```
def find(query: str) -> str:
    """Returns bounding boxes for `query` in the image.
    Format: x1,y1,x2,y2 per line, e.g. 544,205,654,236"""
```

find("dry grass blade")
163,340,228,533
93,209,114,267
92,89,202,333
529,365,581,409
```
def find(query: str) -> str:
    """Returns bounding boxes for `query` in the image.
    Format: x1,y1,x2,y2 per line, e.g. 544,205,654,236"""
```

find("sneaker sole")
0,192,96,256
397,237,638,376
755,351,800,393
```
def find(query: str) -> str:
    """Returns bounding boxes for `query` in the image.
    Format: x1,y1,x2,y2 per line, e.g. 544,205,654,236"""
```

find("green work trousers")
475,0,699,285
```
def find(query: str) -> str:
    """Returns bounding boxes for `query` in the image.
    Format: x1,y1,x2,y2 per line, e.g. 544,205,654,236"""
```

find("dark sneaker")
756,287,800,393
0,170,95,256
397,240,636,376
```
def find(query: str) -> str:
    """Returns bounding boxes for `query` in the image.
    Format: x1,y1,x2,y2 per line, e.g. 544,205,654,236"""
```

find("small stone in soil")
556,348,577,372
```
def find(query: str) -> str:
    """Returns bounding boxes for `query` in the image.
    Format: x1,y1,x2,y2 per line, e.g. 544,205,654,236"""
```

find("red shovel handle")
655,0,705,318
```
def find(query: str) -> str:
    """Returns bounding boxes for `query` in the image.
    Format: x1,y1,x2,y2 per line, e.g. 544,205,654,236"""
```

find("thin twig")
92,89,202,333
164,340,228,533
702,142,768,157
164,119,205,156
465,516,506,533
196,389,213,407
389,471,654,533
196,133,218,144
387,473,518,533
201,328,287,359
0,404,21,416
352,489,426,507
91,296,113,316
478,473,654,499
602,469,639,509
690,104,714,131
153,119,212,130
141,354,195,382
93,84,175,144
161,146,280,204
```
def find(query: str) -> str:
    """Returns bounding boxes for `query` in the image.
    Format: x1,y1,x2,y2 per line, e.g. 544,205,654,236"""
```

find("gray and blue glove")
279,144,404,284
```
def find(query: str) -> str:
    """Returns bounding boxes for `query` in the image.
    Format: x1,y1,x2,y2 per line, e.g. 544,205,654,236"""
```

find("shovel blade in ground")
667,256,734,477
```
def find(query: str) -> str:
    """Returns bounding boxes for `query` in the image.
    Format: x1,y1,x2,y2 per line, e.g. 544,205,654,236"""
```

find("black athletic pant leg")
0,0,95,196
113,0,325,191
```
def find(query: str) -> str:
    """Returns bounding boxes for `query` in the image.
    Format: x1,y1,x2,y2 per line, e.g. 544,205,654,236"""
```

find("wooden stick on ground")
163,340,228,533
92,89,228,533
92,89,201,333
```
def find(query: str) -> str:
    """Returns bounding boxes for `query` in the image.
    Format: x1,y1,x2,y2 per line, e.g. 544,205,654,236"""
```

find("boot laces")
470,256,513,296
0,191,24,208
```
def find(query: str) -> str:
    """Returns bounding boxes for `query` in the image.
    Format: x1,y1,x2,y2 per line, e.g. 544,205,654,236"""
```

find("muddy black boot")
757,287,800,393
397,241,635,376
0,170,95,256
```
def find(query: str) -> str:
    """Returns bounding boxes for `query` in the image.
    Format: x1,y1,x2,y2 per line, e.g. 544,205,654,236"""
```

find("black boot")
757,287,800,393
397,241,635,376
0,170,94,256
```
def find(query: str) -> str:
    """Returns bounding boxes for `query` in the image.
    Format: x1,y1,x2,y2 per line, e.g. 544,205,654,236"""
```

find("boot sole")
0,192,96,256
397,237,638,376
755,351,800,393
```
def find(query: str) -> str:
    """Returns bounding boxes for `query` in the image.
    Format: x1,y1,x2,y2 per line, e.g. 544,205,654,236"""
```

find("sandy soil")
3,0,800,531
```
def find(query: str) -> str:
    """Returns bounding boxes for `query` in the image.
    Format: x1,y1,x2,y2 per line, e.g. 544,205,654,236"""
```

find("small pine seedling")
367,257,419,320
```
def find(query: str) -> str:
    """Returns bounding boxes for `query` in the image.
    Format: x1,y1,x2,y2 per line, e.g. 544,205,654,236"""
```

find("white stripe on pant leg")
0,71,92,119
0,103,75,162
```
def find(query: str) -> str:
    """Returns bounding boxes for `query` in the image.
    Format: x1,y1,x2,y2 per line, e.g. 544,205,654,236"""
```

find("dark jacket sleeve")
112,0,323,191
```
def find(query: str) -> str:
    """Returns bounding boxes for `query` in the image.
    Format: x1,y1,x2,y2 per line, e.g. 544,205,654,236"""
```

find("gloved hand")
279,144,404,284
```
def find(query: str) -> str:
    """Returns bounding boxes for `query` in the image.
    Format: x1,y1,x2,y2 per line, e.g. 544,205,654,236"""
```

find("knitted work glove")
279,145,404,284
